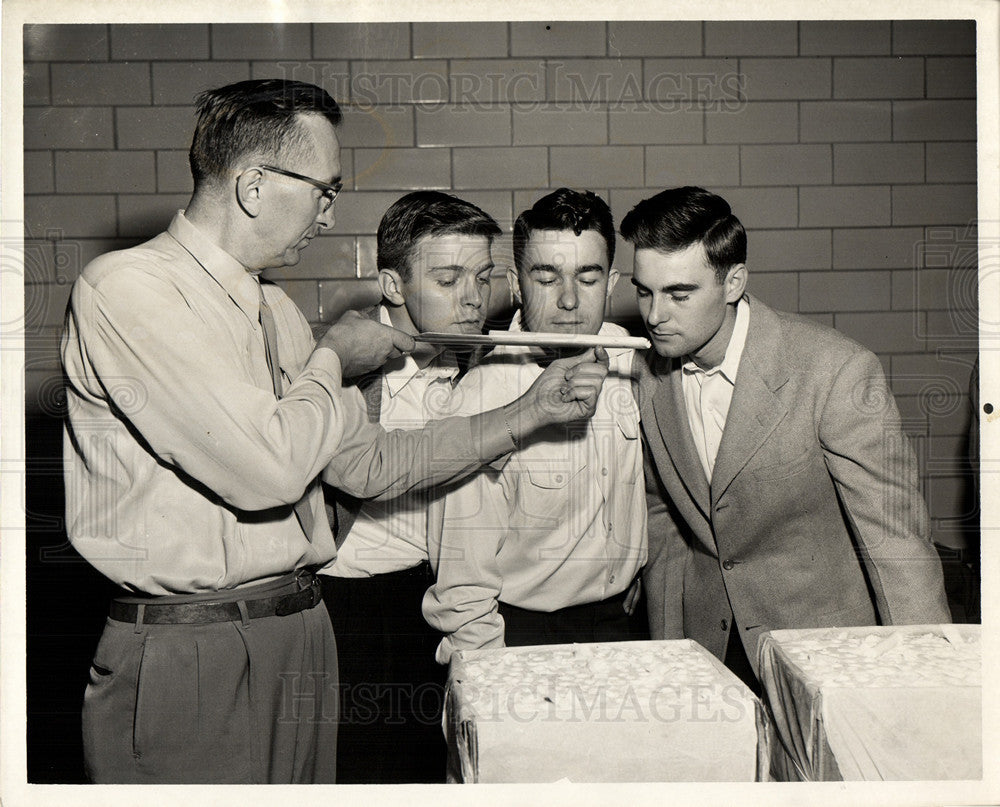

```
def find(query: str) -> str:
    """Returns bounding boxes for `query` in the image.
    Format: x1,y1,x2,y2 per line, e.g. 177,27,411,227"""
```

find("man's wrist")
501,395,541,449
502,409,521,450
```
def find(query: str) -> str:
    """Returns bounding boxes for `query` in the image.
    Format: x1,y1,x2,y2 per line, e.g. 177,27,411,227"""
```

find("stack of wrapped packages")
443,639,767,783
757,624,981,781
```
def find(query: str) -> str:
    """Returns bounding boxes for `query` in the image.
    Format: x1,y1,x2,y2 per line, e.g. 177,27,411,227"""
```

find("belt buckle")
293,568,322,609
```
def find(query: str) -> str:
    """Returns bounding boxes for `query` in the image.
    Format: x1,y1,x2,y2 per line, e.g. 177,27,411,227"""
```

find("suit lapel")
710,296,790,505
641,354,712,520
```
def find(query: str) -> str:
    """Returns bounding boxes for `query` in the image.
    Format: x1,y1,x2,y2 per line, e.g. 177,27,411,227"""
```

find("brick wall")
22,20,979,546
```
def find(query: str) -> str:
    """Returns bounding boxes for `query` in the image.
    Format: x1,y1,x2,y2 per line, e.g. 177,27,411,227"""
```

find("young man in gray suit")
623,186,951,691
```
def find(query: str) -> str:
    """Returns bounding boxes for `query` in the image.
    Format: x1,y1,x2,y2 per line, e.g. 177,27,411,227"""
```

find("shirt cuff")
299,345,343,388
435,636,456,666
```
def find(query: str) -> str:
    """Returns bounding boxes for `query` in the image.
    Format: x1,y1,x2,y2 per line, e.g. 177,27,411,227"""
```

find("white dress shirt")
61,213,513,595
327,307,464,577
681,297,750,481
423,315,648,663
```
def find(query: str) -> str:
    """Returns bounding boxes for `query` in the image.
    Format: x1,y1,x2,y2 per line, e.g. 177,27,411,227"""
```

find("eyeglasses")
259,164,343,214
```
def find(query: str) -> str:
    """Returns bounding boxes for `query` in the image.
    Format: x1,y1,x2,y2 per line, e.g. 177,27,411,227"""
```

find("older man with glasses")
61,79,611,785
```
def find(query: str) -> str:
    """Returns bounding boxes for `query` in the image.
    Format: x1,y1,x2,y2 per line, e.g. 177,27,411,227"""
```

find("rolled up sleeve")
423,467,513,664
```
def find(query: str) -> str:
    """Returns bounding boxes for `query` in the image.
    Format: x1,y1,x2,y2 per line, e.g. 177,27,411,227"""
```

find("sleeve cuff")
297,345,343,389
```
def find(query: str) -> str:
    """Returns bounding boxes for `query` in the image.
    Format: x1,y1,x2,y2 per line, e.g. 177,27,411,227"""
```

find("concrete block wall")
22,20,979,545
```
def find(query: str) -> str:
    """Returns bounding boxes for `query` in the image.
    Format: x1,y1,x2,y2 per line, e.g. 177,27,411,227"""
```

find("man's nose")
316,202,336,230
648,296,668,324
460,276,483,307
558,283,578,310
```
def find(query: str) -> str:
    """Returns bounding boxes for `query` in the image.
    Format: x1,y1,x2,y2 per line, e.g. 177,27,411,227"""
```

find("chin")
549,323,595,335
450,322,485,334
651,341,685,358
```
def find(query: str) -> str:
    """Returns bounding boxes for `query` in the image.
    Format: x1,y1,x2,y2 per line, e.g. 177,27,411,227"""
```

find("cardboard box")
443,639,767,783
757,624,981,781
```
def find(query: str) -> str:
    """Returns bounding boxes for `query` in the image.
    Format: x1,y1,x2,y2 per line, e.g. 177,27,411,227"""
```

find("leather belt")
109,569,323,625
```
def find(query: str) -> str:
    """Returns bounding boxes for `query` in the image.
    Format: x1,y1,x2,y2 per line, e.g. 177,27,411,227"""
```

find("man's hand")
316,311,415,377
502,347,610,444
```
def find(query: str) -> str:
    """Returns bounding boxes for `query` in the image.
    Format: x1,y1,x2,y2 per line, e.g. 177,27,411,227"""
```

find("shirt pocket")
614,411,642,484
525,460,585,489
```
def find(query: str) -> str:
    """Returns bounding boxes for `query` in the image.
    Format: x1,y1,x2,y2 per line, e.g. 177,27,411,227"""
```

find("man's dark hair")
189,79,342,189
619,186,747,282
512,188,615,273
377,191,502,282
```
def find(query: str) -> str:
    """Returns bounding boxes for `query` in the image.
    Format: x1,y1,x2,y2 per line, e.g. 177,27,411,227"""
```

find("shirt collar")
682,295,750,384
378,305,459,397
167,210,261,323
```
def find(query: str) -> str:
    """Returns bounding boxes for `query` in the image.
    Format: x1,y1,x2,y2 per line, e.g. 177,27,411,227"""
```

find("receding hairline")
196,111,340,193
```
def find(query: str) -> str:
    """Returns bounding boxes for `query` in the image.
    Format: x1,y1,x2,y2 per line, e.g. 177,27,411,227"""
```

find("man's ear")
606,268,620,298
236,167,264,217
506,266,522,305
378,268,406,307
724,263,748,304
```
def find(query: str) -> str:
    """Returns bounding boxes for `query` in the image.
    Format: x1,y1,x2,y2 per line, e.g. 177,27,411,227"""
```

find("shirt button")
610,574,616,584
722,559,735,571
554,474,563,482
721,619,729,632
602,467,609,476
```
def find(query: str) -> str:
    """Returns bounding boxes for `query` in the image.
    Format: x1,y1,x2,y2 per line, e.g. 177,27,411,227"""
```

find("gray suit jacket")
637,294,951,672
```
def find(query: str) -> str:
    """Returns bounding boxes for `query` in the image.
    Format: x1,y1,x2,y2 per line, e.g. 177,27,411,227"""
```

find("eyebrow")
631,279,700,293
528,263,606,275
428,263,496,273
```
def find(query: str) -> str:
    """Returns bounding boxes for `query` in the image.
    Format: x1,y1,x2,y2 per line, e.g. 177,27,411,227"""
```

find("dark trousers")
321,565,447,784
724,624,762,696
82,577,338,784
498,584,650,648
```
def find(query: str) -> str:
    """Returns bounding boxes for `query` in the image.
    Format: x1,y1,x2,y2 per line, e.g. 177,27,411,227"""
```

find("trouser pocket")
82,619,144,782
131,624,254,782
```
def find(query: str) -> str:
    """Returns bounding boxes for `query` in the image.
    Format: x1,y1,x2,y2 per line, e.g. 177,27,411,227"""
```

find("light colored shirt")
681,297,750,481
61,211,513,596
326,307,463,577
423,315,648,664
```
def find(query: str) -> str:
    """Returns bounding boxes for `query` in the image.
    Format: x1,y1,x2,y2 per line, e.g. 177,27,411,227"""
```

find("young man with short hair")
423,188,649,662
624,185,950,692
321,190,501,783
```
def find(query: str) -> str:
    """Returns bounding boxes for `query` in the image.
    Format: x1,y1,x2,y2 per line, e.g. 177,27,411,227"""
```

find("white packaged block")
444,640,766,783
757,624,981,781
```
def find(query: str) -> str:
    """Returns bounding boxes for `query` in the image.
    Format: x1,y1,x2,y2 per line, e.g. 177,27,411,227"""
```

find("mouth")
451,320,484,332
